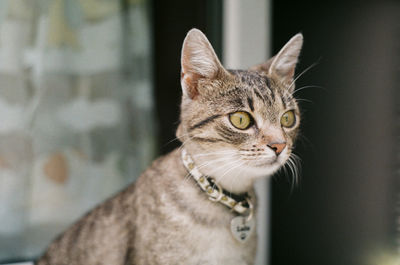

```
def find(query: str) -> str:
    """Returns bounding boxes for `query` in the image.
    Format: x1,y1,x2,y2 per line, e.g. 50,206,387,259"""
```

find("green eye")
229,111,253,130
281,110,296,128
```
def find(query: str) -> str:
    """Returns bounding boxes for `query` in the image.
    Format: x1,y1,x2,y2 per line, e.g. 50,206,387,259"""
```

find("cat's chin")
245,162,282,178
242,153,289,175
214,161,284,193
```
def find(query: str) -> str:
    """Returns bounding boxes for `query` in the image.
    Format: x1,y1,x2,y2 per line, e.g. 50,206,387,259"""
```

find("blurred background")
0,0,398,265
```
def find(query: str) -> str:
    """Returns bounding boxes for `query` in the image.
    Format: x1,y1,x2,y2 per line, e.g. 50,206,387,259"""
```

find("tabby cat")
36,28,303,265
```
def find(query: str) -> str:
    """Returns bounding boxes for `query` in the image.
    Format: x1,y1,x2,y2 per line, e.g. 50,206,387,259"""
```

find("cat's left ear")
181,29,228,99
251,33,303,86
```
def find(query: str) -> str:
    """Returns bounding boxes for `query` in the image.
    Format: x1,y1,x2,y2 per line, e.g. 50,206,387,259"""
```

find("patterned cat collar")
181,148,253,217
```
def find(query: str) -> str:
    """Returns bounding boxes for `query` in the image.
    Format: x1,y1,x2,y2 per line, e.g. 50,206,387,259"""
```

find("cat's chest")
135,205,256,265
185,223,256,265
160,188,257,264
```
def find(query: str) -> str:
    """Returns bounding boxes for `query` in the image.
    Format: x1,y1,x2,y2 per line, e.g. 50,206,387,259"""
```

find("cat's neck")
216,176,254,194
181,146,257,194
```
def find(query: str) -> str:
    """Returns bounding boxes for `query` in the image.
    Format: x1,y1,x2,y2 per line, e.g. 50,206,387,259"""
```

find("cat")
35,28,303,265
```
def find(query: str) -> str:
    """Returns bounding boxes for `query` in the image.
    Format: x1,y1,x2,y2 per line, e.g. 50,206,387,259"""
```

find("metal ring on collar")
244,197,253,222
207,178,224,202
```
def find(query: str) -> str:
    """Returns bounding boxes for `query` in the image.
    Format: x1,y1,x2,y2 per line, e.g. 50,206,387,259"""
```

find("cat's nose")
267,142,286,156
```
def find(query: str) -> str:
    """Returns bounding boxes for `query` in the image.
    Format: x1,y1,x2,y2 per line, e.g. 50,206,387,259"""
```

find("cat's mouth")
246,157,277,167
243,154,288,169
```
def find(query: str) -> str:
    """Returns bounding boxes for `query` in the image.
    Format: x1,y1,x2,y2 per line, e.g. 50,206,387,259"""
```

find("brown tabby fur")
36,29,303,265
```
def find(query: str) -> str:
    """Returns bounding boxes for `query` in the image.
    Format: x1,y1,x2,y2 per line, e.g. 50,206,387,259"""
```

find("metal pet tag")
230,216,255,243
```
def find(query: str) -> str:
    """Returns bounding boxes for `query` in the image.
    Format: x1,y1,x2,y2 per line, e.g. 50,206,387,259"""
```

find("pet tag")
230,215,255,243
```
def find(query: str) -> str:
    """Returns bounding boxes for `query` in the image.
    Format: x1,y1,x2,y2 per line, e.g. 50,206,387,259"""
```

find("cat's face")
177,29,303,193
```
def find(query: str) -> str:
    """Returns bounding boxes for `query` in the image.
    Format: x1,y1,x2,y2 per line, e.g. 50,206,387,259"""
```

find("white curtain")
0,0,155,260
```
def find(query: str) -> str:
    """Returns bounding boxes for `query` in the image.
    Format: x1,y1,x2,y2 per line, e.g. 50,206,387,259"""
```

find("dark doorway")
270,1,399,265
151,0,222,154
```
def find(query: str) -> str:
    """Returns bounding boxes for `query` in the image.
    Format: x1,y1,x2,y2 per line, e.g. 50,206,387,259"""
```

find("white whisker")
295,98,313,104
288,61,319,91
293,85,325,95
192,150,237,158
287,158,297,190
286,153,302,191
181,155,235,183
165,131,200,147
229,160,247,193
215,159,247,191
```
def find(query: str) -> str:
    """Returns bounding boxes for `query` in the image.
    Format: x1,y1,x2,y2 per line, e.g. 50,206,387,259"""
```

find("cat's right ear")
181,29,227,99
250,33,303,86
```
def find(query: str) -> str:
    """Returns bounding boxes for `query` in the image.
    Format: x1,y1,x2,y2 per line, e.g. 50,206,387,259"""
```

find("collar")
181,148,253,216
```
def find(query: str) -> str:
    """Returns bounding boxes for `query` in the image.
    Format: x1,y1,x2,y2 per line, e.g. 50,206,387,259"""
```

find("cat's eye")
280,110,296,128
229,111,253,130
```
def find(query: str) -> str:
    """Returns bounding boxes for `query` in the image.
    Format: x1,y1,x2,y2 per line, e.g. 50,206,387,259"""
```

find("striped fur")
36,29,304,265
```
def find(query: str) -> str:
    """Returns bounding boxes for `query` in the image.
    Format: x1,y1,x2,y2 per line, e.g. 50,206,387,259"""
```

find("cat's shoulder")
140,148,183,177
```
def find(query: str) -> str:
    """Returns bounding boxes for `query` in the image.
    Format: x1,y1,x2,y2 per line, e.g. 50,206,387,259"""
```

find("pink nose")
267,142,286,156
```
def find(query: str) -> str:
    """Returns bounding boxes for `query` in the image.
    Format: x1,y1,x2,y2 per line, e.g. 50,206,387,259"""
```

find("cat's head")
177,29,303,193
